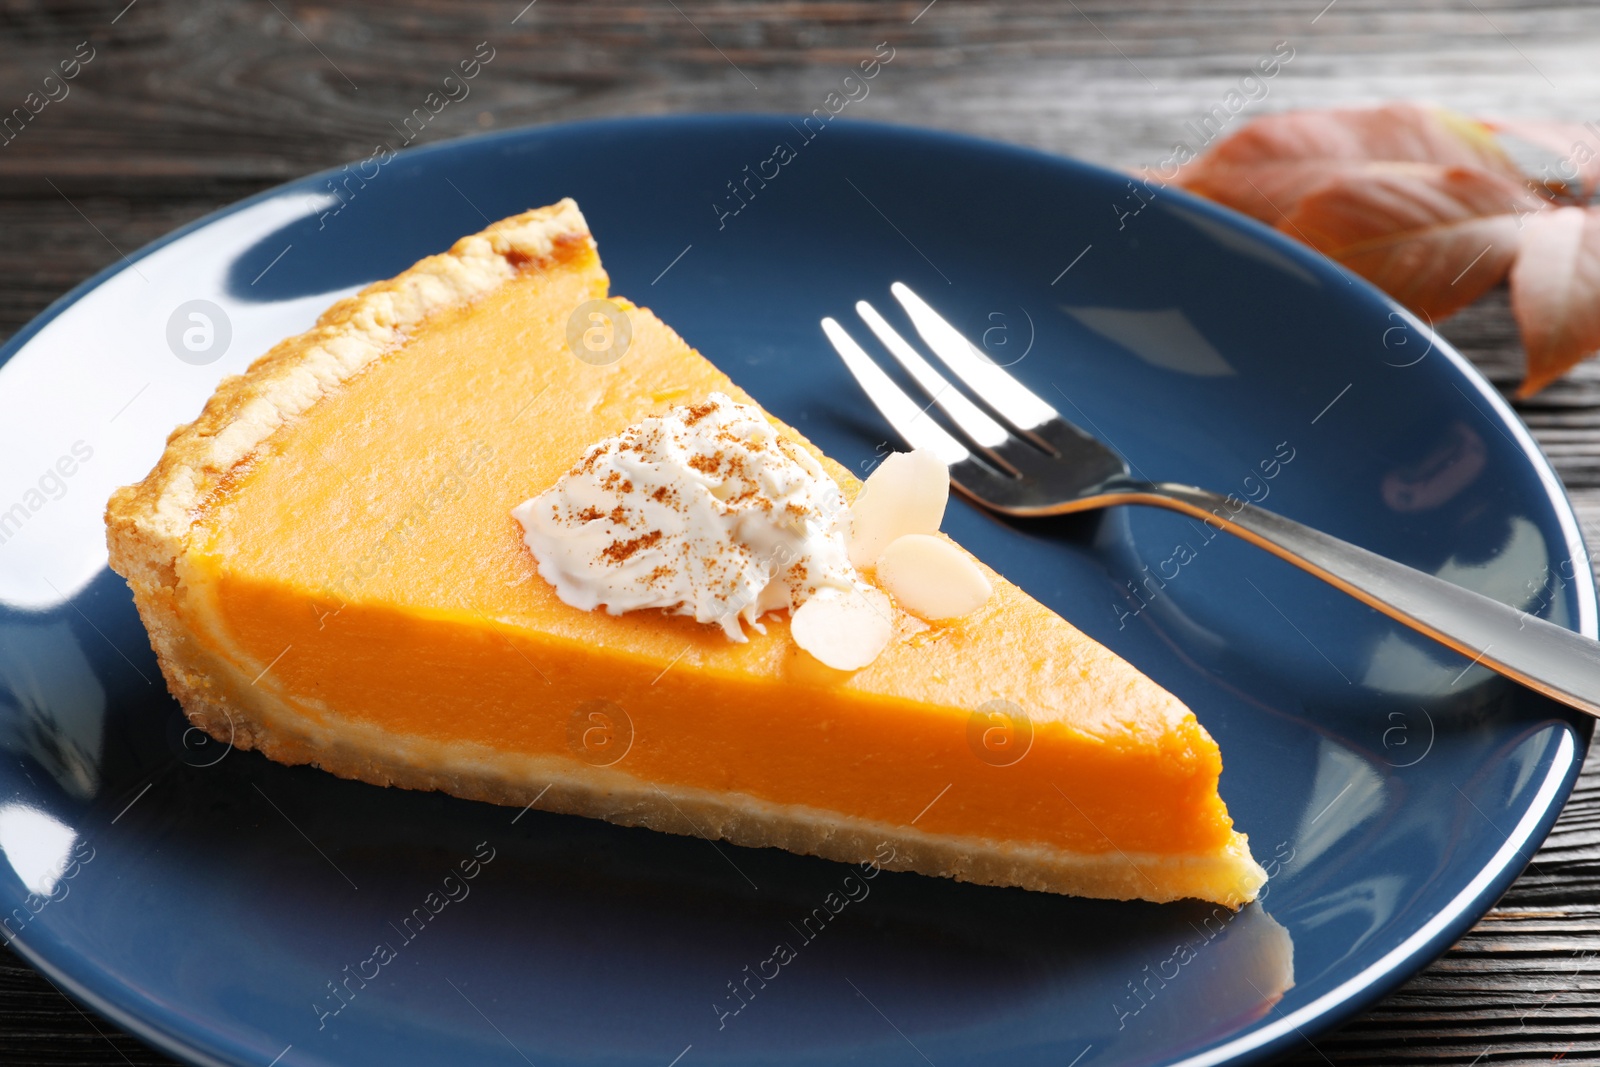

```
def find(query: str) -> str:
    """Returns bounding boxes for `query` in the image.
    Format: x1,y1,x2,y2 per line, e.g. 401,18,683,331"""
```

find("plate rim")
0,112,1593,1067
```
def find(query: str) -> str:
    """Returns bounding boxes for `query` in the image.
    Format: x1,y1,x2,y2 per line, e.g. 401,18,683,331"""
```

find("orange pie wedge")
106,200,1267,907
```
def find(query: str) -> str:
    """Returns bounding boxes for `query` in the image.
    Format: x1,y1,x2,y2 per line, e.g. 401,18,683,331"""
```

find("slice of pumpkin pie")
106,199,1266,906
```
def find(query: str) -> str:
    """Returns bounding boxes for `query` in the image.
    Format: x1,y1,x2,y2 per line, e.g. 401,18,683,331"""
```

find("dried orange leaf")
1176,103,1600,391
1486,117,1600,197
1178,103,1522,224
1509,206,1600,397
1281,164,1544,320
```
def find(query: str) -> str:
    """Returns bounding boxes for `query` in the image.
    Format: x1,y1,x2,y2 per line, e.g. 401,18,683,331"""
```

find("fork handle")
1124,482,1600,718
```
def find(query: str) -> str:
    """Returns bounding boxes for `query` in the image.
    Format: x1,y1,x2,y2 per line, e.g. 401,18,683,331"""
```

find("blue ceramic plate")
0,116,1591,1067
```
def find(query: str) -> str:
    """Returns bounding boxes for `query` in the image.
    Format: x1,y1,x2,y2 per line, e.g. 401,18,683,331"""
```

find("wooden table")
4,1,1599,1062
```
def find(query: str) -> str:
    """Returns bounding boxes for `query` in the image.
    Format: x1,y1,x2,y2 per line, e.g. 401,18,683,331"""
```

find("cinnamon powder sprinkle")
601,529,663,565
682,400,719,425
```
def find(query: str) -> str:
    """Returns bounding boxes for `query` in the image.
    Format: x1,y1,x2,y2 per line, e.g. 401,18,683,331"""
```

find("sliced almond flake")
876,533,993,621
847,448,949,570
790,583,894,671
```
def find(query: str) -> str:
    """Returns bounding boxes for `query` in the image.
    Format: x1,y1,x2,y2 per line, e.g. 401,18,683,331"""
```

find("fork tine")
891,282,1059,432
854,301,1016,459
820,317,971,467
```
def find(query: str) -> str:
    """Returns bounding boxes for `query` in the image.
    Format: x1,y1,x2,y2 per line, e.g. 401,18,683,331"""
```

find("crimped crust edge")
105,198,592,593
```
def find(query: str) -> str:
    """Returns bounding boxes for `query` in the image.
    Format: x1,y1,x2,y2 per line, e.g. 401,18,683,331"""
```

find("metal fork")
823,282,1600,719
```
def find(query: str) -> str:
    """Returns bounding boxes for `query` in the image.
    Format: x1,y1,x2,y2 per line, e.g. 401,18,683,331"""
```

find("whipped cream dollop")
512,393,882,645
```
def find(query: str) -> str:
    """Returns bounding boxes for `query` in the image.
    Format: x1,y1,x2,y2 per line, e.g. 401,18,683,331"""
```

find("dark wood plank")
6,0,1600,1063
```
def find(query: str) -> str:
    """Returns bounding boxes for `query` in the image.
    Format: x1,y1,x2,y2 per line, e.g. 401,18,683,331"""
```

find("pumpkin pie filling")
108,200,1266,905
